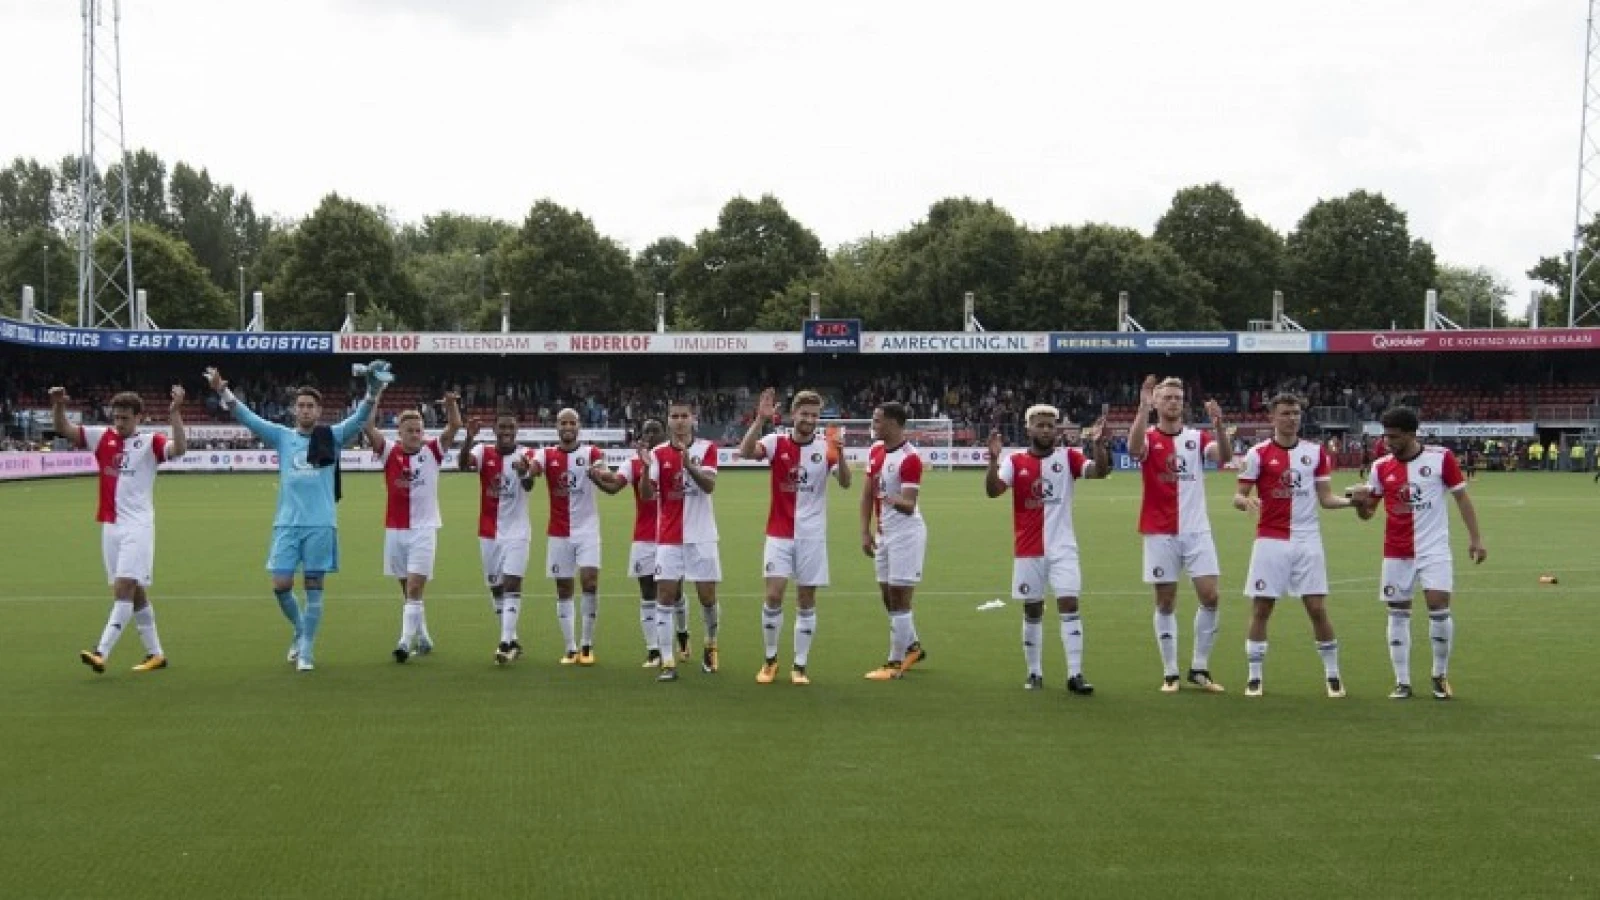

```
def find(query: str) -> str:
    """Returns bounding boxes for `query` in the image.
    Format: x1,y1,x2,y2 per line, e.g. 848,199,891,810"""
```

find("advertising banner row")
7,316,1600,357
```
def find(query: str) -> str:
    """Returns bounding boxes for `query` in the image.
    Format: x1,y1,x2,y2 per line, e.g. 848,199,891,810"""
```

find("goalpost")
817,418,957,471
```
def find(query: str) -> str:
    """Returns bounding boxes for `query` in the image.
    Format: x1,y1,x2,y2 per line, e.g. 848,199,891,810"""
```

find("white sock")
888,610,912,663
908,615,921,646
97,599,135,657
1247,640,1267,682
1154,610,1179,677
1317,639,1340,678
580,592,598,648
639,599,657,652
1192,606,1220,671
655,602,677,665
1388,609,1412,685
674,599,688,634
1428,611,1453,677
1060,612,1084,678
401,601,423,646
794,608,816,667
500,593,521,645
556,599,577,653
132,604,163,657
416,602,433,644
1022,616,1043,677
761,604,783,661
702,602,720,644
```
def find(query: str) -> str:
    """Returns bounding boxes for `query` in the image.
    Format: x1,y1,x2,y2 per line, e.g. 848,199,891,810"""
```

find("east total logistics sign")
1236,332,1312,353
803,319,861,353
864,333,1050,353
0,317,333,354
1324,328,1600,354
1048,332,1237,354
335,332,799,354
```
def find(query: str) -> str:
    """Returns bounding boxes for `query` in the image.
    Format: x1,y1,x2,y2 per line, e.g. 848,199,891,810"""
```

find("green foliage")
496,200,643,330
1153,183,1283,329
1284,190,1437,329
0,226,74,320
1434,263,1512,328
674,195,825,331
94,223,232,329
0,157,57,234
866,198,1027,330
268,194,421,331
1022,224,1221,331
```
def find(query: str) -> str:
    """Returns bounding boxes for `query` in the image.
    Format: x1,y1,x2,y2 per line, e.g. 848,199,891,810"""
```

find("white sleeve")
1237,446,1262,483
996,452,1017,486
754,433,779,460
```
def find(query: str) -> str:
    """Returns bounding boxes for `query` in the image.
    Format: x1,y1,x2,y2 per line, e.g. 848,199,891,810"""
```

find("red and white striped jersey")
999,447,1091,557
469,444,533,541
1367,446,1466,560
531,445,604,538
1238,439,1331,541
380,440,445,530
757,432,837,540
615,456,659,543
649,440,719,545
80,426,173,526
1137,426,1214,535
868,441,924,537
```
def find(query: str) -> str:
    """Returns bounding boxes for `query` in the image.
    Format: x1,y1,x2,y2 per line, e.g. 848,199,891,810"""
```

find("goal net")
814,418,957,471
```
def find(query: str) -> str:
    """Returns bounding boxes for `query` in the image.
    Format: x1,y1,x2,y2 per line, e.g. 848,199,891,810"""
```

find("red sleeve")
1441,449,1465,489
591,447,603,466
1199,429,1215,450
152,432,170,462
428,439,444,463
1315,446,1332,479
699,442,719,472
900,452,923,485
1067,447,1088,479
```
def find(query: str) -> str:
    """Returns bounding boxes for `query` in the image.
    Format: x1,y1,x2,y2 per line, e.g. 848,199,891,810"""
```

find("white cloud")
0,0,1585,297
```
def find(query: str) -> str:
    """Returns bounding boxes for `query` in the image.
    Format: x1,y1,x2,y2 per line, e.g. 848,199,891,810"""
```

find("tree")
674,195,825,331
1434,263,1511,328
1020,224,1220,332
632,235,689,324
1526,216,1600,327
92,223,231,328
0,226,74,320
397,212,514,259
104,149,172,231
1152,183,1283,329
865,198,1029,330
268,194,421,331
496,200,643,331
1283,191,1437,330
0,157,56,235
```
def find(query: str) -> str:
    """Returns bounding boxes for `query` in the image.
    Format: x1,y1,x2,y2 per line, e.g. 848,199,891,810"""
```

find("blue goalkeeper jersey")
231,397,373,528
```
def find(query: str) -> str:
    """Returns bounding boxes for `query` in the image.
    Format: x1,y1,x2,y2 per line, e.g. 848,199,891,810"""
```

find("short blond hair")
1158,377,1184,391
791,390,823,411
1024,404,1059,423
397,410,423,427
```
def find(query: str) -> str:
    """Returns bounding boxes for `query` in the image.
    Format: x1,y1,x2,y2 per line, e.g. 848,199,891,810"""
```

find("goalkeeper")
204,360,392,671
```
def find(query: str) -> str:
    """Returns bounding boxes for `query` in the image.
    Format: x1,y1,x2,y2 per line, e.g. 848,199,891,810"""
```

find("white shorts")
629,541,658,579
763,537,830,587
547,535,602,579
479,537,530,585
655,542,721,583
1244,538,1329,599
102,523,155,586
874,527,927,587
385,528,438,579
1013,551,1081,601
1379,556,1454,603
1142,532,1220,584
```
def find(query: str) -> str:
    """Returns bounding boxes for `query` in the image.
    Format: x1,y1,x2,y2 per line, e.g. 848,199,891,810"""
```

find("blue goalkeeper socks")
274,589,303,636
302,589,325,652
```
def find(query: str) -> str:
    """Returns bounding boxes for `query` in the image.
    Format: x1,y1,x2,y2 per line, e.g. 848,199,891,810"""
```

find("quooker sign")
1323,329,1600,353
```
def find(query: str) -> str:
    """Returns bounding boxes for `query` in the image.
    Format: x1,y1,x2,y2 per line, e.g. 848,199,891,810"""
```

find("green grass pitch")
2,469,1595,898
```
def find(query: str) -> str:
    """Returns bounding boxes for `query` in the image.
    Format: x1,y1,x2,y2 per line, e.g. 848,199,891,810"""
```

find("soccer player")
207,365,383,671
1127,375,1233,693
458,410,536,665
597,419,674,667
1233,393,1360,698
528,408,616,666
364,394,461,662
640,399,722,682
1351,407,1487,700
739,388,851,685
56,385,186,674
861,402,929,681
985,406,1110,694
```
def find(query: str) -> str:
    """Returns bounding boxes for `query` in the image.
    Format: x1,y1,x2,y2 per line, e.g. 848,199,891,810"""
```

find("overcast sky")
1,0,1587,304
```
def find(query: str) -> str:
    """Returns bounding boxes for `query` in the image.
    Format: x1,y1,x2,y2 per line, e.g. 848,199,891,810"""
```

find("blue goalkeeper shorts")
267,526,340,575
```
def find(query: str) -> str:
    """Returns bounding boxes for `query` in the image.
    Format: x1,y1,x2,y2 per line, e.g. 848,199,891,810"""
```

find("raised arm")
1127,375,1157,460
208,366,284,443
458,419,481,471
335,393,379,447
1204,399,1233,465
683,444,716,494
361,401,386,456
831,429,852,489
740,388,775,461
639,445,658,501
166,385,188,458
1086,417,1111,480
985,430,1008,498
437,392,462,451
48,387,83,447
